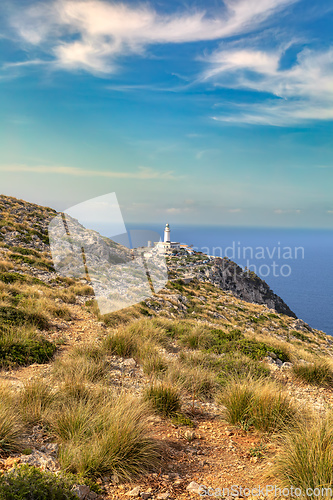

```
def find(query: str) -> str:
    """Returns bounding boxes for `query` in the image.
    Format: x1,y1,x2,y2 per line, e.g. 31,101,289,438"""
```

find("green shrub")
217,353,270,385
0,328,56,368
291,330,311,342
0,305,49,330
171,413,195,428
292,361,333,387
0,273,26,285
0,465,77,500
206,329,289,361
9,247,41,258
144,382,181,417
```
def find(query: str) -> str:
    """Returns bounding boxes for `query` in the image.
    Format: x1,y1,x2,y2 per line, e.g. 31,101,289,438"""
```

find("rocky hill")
0,193,333,500
167,254,296,318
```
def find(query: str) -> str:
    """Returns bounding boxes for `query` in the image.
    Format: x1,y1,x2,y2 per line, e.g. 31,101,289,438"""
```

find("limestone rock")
186,481,202,494
126,486,141,497
72,485,90,499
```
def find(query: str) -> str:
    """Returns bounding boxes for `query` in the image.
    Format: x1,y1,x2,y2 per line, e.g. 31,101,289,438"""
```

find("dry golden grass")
218,376,300,433
272,411,333,491
0,260,14,272
57,395,159,479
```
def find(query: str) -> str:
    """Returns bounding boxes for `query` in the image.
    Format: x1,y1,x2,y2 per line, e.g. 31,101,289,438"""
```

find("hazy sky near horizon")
0,0,333,228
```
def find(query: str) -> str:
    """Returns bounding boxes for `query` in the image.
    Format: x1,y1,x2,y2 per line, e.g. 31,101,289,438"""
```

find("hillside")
0,194,333,500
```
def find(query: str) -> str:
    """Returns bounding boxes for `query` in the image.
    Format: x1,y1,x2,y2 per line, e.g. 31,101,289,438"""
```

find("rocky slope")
1,194,333,500
0,194,296,318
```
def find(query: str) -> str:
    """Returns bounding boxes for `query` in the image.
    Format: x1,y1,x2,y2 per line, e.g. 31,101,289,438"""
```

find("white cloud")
206,45,333,125
0,164,179,180
10,0,298,74
274,208,302,214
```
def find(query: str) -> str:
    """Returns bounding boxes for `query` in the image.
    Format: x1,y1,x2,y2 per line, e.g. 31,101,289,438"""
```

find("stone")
140,493,152,500
20,450,58,472
157,493,170,499
186,481,202,494
281,362,293,370
122,358,136,369
72,485,90,499
126,486,141,497
292,319,311,332
267,351,277,359
88,492,98,500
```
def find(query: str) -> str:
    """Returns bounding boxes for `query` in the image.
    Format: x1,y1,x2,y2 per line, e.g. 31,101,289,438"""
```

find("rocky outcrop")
203,257,296,318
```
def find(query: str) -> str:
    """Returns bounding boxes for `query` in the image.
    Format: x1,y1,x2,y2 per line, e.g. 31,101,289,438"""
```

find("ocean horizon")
128,224,333,336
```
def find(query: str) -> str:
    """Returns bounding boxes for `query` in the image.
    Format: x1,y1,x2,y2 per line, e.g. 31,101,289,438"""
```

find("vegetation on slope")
1,195,333,493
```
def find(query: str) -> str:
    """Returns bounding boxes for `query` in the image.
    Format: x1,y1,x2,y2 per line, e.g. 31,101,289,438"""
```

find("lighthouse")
164,223,171,243
155,223,180,253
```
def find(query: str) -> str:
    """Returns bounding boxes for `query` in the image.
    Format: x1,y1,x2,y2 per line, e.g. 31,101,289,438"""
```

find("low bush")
0,305,49,330
217,353,270,385
0,465,77,500
0,327,56,368
0,273,26,285
207,329,290,362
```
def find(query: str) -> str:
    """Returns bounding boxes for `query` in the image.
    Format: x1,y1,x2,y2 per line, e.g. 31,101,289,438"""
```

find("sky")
0,0,333,228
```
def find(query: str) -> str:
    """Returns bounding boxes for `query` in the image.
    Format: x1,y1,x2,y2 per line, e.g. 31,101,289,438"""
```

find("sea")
127,224,333,336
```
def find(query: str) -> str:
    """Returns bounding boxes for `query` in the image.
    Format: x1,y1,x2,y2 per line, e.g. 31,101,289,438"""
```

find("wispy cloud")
274,208,302,214
206,44,333,125
0,164,179,180
8,0,298,74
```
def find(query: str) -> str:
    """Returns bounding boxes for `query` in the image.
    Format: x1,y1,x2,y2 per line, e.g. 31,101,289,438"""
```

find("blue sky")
0,0,333,228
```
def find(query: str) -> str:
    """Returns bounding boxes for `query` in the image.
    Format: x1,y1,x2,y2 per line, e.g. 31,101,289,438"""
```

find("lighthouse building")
156,223,180,253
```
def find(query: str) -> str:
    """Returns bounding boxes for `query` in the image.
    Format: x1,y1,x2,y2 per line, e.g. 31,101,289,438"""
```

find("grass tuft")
0,401,23,455
58,396,159,479
293,360,333,387
272,412,333,491
219,377,298,433
144,382,181,417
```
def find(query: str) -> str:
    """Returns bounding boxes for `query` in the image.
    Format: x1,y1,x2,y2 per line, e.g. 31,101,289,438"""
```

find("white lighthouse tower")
155,223,180,253
164,223,171,243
